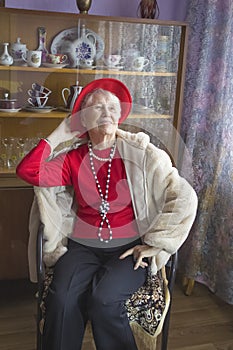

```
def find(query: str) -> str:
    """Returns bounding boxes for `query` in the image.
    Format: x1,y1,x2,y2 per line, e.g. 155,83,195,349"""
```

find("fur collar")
48,128,150,161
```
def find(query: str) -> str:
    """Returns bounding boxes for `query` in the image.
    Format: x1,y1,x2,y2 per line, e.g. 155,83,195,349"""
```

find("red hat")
71,78,132,134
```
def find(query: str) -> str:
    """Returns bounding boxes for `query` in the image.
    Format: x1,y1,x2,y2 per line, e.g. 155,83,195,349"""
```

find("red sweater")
16,140,139,241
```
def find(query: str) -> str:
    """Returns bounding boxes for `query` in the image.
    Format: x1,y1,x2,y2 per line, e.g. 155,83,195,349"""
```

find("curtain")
178,0,233,304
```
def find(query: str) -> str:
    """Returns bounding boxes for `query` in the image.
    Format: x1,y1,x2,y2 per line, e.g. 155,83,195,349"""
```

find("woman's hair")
80,88,121,112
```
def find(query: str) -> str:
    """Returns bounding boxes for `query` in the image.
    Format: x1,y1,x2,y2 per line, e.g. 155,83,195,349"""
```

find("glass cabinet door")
0,9,187,187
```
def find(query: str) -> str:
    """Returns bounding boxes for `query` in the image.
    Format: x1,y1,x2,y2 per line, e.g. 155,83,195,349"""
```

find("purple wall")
5,0,188,21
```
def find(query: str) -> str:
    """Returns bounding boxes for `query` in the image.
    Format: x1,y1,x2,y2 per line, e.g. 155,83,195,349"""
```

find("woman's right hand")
46,115,79,149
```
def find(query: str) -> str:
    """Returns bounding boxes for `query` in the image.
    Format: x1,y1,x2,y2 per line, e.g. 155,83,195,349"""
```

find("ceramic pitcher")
62,81,83,110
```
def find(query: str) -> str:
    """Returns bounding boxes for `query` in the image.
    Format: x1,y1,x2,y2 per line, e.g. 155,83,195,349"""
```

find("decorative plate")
50,27,104,67
0,108,21,113
24,106,55,113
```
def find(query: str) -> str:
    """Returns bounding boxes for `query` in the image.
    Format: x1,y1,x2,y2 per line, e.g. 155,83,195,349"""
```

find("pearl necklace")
89,147,111,162
88,140,116,243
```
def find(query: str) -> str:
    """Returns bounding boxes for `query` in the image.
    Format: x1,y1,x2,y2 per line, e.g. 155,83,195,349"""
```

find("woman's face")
80,90,121,137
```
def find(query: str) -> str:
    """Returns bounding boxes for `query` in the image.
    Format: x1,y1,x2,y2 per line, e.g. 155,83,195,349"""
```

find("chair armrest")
167,251,178,293
36,223,45,298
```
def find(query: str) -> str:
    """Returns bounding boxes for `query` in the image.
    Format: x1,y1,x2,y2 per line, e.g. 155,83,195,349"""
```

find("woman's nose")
102,105,111,116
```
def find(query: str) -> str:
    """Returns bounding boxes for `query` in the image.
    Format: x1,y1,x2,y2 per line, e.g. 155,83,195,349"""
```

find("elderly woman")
16,78,197,350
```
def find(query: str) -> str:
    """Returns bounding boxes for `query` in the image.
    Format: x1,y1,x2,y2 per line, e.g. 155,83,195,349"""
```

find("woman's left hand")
119,244,158,270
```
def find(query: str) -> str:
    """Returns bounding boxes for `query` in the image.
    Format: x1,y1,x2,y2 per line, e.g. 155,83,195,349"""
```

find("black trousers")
42,239,147,350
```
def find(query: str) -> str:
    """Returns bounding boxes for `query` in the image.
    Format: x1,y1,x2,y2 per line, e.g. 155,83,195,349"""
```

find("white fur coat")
28,129,198,282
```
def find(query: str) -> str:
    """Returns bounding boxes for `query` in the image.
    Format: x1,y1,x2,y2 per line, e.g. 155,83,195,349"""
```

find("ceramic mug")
131,56,149,71
46,53,67,64
31,83,52,96
23,50,42,68
28,96,48,108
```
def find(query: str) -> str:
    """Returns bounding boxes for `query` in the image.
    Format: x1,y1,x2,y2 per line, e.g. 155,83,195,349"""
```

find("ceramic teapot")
10,37,27,64
62,81,83,110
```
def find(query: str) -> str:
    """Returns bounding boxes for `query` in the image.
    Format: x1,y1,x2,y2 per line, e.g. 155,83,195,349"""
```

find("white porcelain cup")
28,96,48,108
46,53,67,64
31,83,52,95
79,58,94,68
23,50,42,68
27,89,48,98
104,54,124,67
131,56,149,71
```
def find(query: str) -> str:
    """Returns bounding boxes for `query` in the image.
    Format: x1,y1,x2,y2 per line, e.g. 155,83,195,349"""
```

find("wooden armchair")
36,224,178,350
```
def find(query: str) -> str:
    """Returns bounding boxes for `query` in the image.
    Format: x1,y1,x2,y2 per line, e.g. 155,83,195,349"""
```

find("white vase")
0,43,13,66
37,27,48,63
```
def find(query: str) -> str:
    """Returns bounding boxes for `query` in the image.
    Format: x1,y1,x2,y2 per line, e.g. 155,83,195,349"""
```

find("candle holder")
76,0,92,14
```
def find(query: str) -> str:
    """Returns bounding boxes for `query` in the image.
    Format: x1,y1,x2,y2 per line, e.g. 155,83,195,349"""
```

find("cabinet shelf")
0,65,176,77
0,110,67,118
0,110,172,119
0,170,31,188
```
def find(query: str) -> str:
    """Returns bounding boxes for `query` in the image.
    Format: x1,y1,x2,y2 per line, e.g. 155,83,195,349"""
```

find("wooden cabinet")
0,8,188,279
